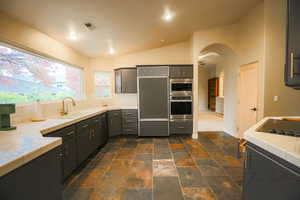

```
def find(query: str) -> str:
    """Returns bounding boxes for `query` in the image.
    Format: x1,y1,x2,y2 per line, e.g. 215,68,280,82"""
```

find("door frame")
237,61,259,138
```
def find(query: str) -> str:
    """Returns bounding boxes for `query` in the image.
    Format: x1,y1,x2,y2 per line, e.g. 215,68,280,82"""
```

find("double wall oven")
170,79,193,121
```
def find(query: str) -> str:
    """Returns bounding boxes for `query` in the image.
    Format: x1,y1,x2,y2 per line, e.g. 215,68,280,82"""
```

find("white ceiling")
0,0,262,57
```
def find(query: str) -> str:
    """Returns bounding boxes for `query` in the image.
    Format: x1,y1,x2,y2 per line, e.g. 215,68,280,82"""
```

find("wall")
192,2,265,138
0,12,93,123
89,41,193,107
263,0,300,116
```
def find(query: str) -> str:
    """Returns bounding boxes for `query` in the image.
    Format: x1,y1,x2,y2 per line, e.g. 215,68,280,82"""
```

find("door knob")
250,107,257,111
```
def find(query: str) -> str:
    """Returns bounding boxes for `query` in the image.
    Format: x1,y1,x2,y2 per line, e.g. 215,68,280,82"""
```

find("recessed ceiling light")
162,8,174,22
69,32,78,41
109,47,115,55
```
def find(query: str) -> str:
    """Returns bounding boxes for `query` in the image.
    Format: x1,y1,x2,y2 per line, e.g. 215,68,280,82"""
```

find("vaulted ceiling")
0,0,262,57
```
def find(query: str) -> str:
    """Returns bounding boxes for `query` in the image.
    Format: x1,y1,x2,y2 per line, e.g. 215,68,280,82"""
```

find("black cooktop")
256,119,300,137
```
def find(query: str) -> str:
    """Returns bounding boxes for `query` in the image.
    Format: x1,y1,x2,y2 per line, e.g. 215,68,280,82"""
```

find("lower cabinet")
46,125,77,181
0,147,62,200
122,109,138,135
108,110,122,137
76,120,94,165
139,121,169,136
242,143,300,200
169,120,193,135
100,113,109,146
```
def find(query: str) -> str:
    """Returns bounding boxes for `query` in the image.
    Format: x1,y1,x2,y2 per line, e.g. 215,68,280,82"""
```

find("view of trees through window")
95,72,112,98
0,44,83,103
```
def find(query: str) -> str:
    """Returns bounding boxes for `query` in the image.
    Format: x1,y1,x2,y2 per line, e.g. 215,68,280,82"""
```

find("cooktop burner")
256,119,300,137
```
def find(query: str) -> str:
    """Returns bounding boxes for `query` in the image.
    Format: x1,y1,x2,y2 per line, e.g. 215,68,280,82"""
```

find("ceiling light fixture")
69,32,78,41
109,47,115,55
162,8,174,22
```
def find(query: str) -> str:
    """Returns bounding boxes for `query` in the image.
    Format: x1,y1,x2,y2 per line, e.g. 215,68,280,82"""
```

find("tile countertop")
0,105,137,177
244,117,300,168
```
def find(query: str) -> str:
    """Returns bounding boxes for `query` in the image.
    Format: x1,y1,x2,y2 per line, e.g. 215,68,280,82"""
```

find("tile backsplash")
10,94,138,124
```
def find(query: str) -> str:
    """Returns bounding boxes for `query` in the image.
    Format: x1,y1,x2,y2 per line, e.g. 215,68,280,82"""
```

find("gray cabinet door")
0,147,62,200
77,121,93,164
115,68,137,93
243,145,300,200
285,0,300,88
121,68,137,93
139,77,169,119
139,121,169,137
108,110,122,137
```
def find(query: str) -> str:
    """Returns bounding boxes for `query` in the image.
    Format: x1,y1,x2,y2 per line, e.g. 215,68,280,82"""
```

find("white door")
238,62,258,138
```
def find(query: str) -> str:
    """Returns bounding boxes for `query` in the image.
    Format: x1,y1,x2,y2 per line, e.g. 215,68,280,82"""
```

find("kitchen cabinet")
108,110,122,137
45,126,77,181
100,113,108,146
115,68,137,93
285,0,300,89
242,143,300,200
76,120,94,165
90,116,101,151
122,109,138,135
169,65,193,78
169,120,193,135
0,147,62,200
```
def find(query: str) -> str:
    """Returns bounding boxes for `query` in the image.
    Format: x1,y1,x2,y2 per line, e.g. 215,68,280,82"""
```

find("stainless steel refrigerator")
137,66,169,136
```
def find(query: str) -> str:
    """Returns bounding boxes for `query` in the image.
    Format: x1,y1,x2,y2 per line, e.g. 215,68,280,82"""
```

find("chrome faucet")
61,97,76,116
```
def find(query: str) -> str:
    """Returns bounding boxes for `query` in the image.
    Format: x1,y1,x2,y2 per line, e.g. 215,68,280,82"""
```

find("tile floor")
63,132,244,200
198,112,224,132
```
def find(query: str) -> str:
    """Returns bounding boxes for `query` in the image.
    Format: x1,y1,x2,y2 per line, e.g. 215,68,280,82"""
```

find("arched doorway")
197,43,241,137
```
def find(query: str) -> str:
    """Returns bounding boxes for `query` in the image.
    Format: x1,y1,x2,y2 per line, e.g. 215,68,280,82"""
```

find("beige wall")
89,41,193,107
263,0,300,116
0,12,89,68
193,2,265,138
0,12,93,123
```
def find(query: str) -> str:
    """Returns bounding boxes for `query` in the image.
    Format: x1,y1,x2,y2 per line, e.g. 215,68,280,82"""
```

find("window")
0,43,84,103
94,72,112,98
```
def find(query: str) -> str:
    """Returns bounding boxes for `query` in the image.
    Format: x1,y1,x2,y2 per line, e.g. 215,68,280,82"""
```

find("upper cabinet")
285,0,300,89
115,68,137,93
169,65,193,79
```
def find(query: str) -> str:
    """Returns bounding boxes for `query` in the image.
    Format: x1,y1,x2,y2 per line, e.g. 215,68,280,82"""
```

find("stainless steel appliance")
137,66,170,136
170,95,193,120
170,79,193,96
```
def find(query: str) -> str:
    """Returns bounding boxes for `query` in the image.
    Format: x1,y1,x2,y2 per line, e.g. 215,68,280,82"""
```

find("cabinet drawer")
108,110,122,118
169,120,193,134
46,125,76,141
123,127,137,135
122,109,137,117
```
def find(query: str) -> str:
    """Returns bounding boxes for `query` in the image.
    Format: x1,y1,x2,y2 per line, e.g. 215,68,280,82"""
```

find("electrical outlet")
273,96,279,102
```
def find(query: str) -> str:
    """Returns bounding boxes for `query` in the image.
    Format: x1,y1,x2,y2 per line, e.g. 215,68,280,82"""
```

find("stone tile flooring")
63,132,244,200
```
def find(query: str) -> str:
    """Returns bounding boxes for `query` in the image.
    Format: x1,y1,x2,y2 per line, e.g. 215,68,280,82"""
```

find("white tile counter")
244,117,300,168
0,106,137,177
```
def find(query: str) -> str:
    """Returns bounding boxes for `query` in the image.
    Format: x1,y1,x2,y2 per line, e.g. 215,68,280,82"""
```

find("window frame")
94,70,113,99
0,41,86,106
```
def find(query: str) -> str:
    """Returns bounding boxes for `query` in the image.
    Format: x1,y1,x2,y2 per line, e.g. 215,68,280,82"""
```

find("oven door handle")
170,100,192,102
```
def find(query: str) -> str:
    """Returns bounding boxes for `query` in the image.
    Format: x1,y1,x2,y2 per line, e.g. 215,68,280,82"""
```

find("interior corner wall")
89,41,193,107
0,12,89,68
193,1,265,138
263,0,300,116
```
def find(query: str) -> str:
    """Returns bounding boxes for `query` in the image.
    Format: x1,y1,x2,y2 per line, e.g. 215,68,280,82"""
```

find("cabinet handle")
83,124,89,128
66,131,74,136
178,126,185,129
291,52,294,78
